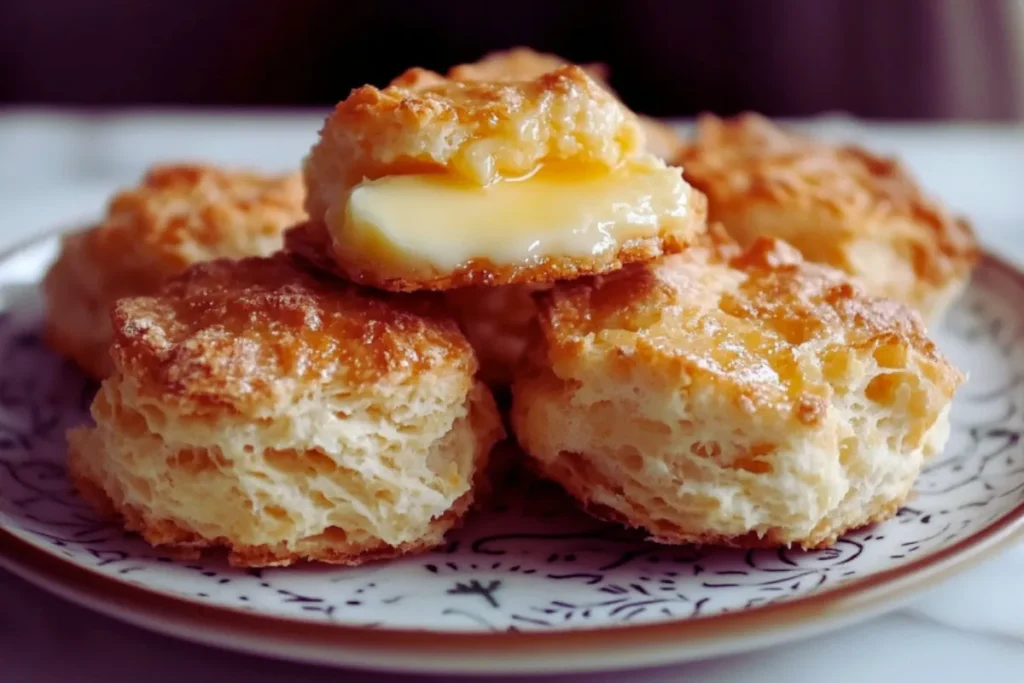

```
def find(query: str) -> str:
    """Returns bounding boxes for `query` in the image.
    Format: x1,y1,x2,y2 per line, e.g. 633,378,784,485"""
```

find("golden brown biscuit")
448,47,684,160
302,67,705,292
677,114,978,322
68,254,504,567
305,64,643,200
43,164,306,379
512,231,963,549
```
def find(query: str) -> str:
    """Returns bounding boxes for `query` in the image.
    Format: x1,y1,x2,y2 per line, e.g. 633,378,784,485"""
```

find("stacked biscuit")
676,113,978,322
48,49,973,567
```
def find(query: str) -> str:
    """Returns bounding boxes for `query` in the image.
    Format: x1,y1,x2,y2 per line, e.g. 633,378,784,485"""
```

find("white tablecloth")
1,110,1023,682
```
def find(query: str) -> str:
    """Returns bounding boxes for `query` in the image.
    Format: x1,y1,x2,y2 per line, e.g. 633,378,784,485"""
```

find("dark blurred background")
1,0,1022,120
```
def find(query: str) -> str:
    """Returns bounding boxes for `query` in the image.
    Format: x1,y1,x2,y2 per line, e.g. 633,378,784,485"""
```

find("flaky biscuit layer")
43,164,305,378
448,47,683,161
512,231,962,549
303,64,644,222
677,114,978,321
68,254,504,567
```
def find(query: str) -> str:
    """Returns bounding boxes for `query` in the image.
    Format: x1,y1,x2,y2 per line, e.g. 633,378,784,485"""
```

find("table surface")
1,109,1023,682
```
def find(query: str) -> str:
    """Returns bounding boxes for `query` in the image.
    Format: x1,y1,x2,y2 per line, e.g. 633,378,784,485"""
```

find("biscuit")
43,164,305,378
448,47,684,160
511,231,963,549
677,114,978,322
301,66,704,292
305,64,642,201
67,254,504,567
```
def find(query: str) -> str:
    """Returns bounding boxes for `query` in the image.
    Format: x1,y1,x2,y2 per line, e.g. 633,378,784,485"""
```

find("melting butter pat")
331,158,692,277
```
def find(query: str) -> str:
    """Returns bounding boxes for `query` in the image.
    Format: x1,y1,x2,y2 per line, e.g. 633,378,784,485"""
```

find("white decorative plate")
1,233,1023,675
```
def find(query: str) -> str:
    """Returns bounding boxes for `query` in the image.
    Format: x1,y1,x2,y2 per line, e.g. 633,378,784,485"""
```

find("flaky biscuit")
43,164,305,378
448,47,683,161
303,64,644,220
302,65,703,292
512,232,963,549
67,254,504,567
677,114,978,322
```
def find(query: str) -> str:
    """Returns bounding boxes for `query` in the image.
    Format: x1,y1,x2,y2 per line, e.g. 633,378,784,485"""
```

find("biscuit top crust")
449,48,683,162
677,113,977,283
100,163,303,263
303,65,645,220
447,47,609,84
536,232,962,429
71,164,305,297
111,254,474,415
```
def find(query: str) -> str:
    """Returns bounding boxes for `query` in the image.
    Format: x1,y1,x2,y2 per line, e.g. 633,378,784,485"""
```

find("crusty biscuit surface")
43,164,305,378
448,47,683,161
677,114,978,321
512,233,963,549
303,64,644,221
109,253,470,412
68,254,504,567
302,62,703,292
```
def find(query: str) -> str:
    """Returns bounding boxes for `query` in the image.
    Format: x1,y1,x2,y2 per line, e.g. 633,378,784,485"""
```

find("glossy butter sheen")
333,159,691,273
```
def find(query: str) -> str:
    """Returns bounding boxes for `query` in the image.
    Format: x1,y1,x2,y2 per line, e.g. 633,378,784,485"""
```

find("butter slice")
331,158,692,277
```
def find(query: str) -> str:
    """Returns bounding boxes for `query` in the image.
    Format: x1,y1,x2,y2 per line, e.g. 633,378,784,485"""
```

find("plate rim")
2,229,1024,673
